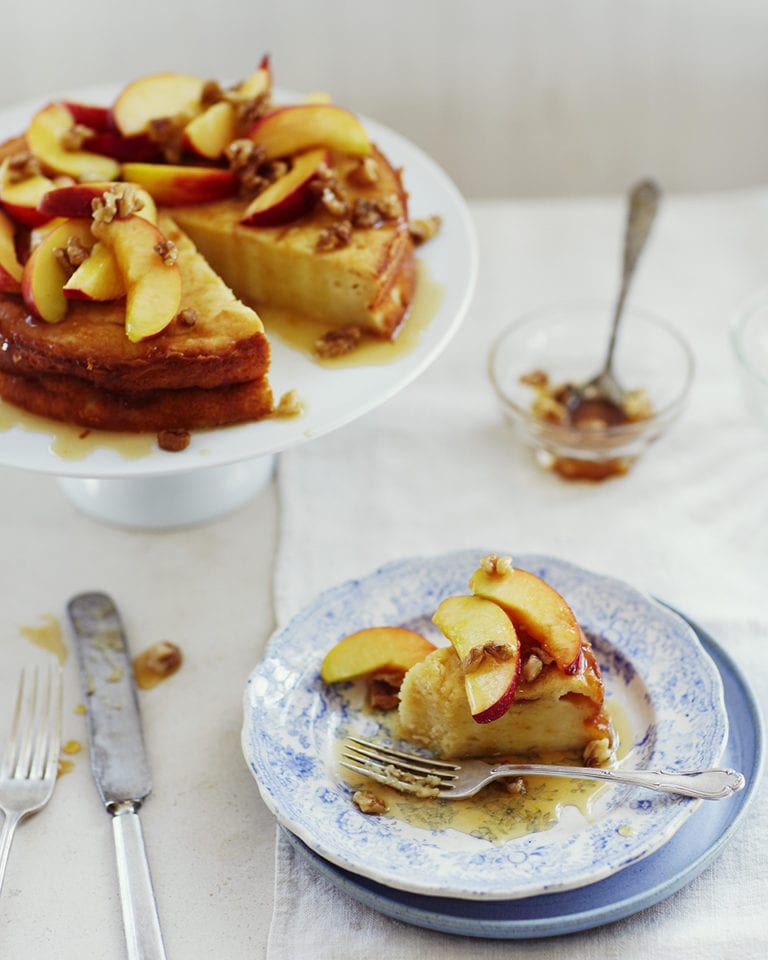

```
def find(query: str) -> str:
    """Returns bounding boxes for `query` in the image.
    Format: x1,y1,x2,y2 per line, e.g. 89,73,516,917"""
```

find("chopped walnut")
157,429,191,452
148,115,187,164
522,654,544,683
503,777,527,795
314,325,363,357
316,220,352,252
347,155,379,187
583,737,613,768
154,238,178,266
232,93,272,133
479,553,514,576
409,215,442,246
461,642,513,673
201,79,225,106
91,184,145,224
530,645,555,666
176,308,198,328
272,388,305,418
133,640,183,688
318,184,348,218
226,139,272,199
367,670,406,710
53,235,91,275
4,149,42,182
60,123,94,152
519,369,549,388
352,790,388,815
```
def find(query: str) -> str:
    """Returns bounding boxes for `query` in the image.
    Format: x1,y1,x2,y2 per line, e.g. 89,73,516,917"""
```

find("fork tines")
341,736,457,795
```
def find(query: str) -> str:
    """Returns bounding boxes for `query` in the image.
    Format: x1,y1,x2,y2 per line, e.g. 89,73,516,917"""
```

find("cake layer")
0,367,273,431
171,149,415,337
0,216,270,393
398,645,612,760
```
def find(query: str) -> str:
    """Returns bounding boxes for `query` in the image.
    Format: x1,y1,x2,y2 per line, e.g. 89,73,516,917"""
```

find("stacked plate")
242,551,763,938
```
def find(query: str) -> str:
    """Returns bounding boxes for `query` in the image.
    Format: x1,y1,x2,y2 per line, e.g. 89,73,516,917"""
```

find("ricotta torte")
398,555,614,764
0,59,429,436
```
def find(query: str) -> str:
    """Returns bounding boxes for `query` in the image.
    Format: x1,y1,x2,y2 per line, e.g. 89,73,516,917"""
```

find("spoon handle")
606,179,661,369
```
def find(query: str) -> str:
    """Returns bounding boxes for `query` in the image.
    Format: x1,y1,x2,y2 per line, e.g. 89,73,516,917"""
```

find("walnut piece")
316,220,352,252
176,308,198,329
60,123,93,152
367,669,406,710
91,183,145,224
133,640,183,688
522,654,544,683
583,737,613,768
352,790,388,815
314,325,363,358
148,115,187,164
479,553,514,576
346,155,379,187
272,388,305,419
5,149,42,183
409,215,442,245
53,235,91,276
153,238,178,266
461,642,513,674
157,429,191,452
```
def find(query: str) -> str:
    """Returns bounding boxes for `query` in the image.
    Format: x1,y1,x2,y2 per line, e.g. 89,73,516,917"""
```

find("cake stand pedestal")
57,454,276,529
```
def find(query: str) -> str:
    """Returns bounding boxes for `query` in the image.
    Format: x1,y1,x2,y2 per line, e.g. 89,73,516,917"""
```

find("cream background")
2,0,768,198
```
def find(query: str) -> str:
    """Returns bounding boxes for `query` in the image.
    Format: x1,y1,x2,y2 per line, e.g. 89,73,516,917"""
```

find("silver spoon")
566,178,661,425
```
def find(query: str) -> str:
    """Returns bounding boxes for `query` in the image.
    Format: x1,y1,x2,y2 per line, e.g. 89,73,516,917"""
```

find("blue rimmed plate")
242,551,729,900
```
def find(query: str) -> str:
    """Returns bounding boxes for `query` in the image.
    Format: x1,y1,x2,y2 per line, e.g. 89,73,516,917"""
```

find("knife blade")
68,591,167,960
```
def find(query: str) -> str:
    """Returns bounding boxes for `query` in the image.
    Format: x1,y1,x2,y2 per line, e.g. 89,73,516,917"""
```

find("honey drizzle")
341,700,632,844
261,260,444,367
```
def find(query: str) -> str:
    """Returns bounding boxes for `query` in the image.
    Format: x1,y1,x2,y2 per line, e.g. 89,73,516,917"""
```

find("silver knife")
68,592,168,960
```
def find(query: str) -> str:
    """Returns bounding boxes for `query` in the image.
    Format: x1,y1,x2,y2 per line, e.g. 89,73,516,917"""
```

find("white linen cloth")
269,198,768,959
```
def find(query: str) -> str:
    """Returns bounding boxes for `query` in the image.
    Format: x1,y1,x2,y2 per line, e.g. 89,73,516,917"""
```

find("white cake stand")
0,92,478,528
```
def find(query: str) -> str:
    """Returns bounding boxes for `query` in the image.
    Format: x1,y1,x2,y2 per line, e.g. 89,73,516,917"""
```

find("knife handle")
111,805,168,960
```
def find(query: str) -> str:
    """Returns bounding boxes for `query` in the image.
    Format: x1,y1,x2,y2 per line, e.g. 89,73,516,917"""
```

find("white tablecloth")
270,197,767,958
0,196,765,959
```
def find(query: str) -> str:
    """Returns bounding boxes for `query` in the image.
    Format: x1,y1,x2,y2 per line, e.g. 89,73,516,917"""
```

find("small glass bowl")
489,303,694,480
731,291,768,428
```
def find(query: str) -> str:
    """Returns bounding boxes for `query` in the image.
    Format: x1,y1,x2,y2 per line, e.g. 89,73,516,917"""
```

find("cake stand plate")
0,86,477,529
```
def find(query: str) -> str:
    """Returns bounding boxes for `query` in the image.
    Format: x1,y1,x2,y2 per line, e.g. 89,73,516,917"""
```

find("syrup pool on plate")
338,699,632,844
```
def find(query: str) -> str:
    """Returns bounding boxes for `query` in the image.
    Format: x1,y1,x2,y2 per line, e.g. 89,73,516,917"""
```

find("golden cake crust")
0,215,270,393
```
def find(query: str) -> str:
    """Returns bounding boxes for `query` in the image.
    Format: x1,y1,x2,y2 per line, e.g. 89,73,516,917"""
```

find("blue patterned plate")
242,551,729,900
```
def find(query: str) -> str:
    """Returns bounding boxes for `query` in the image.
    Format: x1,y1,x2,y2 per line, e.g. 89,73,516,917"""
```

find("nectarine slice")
248,104,371,160
120,162,238,205
0,209,22,293
433,594,521,723
321,627,436,683
63,242,125,301
112,72,206,136
241,148,328,226
183,100,236,159
469,558,582,674
93,215,181,341
0,157,57,228
26,102,120,181
39,182,158,224
21,218,95,323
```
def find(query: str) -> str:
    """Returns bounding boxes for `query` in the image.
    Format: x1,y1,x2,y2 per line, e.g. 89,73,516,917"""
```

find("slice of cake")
397,555,613,764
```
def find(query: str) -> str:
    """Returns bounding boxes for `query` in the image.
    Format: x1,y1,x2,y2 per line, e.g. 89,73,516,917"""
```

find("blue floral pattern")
241,550,728,900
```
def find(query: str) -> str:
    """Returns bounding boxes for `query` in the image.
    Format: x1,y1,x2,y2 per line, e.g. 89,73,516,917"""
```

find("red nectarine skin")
62,101,113,132
472,655,522,723
241,148,328,227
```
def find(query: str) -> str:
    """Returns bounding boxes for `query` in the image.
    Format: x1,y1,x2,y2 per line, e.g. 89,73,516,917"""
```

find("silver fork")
342,736,746,800
0,662,62,896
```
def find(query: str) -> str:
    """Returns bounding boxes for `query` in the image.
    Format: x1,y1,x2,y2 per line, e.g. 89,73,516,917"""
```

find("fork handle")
490,764,745,799
0,811,22,897
111,804,167,959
